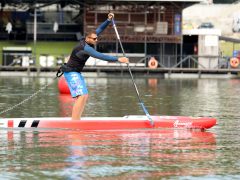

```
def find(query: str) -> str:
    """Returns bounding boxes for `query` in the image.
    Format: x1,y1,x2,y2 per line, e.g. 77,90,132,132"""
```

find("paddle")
111,19,154,127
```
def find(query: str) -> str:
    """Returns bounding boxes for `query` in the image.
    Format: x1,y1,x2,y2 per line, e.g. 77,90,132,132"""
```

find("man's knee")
76,94,88,100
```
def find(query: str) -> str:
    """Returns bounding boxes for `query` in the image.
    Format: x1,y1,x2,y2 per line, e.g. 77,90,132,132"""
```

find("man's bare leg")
71,94,88,120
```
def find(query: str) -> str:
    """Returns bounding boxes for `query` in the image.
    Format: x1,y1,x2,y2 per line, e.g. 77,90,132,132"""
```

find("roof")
103,0,207,2
0,0,208,11
1,0,208,4
219,36,240,43
183,29,222,36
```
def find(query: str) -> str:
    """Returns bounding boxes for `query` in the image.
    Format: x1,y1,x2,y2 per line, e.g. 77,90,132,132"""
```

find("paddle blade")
140,102,154,127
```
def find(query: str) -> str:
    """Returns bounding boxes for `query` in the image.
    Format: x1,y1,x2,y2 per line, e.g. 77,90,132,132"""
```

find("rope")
0,68,63,116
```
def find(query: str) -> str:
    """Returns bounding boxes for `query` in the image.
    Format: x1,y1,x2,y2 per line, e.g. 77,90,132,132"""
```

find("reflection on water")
58,94,74,117
0,76,240,179
0,129,217,179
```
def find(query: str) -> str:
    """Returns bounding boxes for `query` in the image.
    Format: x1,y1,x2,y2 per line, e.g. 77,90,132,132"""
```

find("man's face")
86,33,98,45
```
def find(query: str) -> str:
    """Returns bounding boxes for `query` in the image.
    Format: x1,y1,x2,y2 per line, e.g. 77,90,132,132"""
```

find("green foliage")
0,41,76,65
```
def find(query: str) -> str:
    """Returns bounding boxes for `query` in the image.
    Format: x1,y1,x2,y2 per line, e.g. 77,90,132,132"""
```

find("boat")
0,115,216,130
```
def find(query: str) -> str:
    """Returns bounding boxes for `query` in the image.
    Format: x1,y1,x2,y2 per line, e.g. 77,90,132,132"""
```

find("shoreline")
0,70,238,79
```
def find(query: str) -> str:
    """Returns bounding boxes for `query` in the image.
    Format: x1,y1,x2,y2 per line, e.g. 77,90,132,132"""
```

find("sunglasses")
89,37,98,40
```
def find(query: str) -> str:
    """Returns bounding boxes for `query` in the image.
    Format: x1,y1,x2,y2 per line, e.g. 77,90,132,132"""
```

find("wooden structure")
82,1,207,57
0,0,208,63
84,5,182,43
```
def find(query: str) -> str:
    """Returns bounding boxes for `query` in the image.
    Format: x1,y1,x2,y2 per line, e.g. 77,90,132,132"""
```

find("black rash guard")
66,19,118,72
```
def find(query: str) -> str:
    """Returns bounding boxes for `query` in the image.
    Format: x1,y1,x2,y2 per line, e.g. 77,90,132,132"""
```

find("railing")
138,55,235,70
0,53,239,73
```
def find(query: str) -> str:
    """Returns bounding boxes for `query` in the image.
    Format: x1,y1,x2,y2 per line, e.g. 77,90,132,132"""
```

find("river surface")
0,75,239,179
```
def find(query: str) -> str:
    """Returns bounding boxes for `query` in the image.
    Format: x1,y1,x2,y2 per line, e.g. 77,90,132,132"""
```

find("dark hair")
86,31,97,37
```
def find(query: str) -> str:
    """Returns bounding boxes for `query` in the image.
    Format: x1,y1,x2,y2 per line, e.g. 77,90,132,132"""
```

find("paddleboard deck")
0,115,217,130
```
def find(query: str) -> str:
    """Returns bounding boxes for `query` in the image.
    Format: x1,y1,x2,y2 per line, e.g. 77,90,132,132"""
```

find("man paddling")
62,13,129,120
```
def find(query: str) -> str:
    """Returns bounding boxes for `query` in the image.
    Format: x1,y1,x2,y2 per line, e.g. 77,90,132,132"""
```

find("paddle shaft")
112,19,154,126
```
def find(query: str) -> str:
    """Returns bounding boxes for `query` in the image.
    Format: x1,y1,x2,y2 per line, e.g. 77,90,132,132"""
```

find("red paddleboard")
0,115,216,130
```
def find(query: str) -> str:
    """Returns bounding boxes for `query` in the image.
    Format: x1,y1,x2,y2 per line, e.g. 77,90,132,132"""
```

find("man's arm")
84,44,118,61
95,13,114,36
95,20,111,36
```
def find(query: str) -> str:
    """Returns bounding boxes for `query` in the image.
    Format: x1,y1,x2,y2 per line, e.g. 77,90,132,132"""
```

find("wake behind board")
0,116,217,130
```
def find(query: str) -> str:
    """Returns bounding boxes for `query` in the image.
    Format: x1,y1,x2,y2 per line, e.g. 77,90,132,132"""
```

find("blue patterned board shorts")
64,72,88,98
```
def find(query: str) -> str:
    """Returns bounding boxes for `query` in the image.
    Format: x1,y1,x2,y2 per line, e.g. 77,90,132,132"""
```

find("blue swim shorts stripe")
64,72,88,98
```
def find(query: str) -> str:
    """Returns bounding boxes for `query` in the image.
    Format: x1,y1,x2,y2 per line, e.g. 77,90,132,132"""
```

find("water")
0,76,240,179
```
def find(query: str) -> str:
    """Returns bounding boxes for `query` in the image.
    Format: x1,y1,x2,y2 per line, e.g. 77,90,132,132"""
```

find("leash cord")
0,74,60,116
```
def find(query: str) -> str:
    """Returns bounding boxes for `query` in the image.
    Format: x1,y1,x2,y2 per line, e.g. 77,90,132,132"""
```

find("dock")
0,65,239,78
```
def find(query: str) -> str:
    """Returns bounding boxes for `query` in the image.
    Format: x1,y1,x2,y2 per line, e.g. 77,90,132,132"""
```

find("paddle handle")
112,19,154,127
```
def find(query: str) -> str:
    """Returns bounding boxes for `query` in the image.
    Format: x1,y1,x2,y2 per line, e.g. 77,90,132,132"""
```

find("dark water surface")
0,76,240,179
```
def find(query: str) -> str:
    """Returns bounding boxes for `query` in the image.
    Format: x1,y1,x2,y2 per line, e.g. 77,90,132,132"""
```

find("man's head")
85,32,98,45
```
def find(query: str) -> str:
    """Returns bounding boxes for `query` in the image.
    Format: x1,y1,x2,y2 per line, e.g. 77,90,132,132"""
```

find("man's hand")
108,13,114,20
118,57,129,64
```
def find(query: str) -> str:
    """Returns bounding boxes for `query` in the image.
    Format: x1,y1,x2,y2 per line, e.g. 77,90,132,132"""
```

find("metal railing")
0,53,238,71
138,55,235,70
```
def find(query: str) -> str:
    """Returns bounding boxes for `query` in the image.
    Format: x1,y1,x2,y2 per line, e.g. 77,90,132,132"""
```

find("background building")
0,1,207,53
